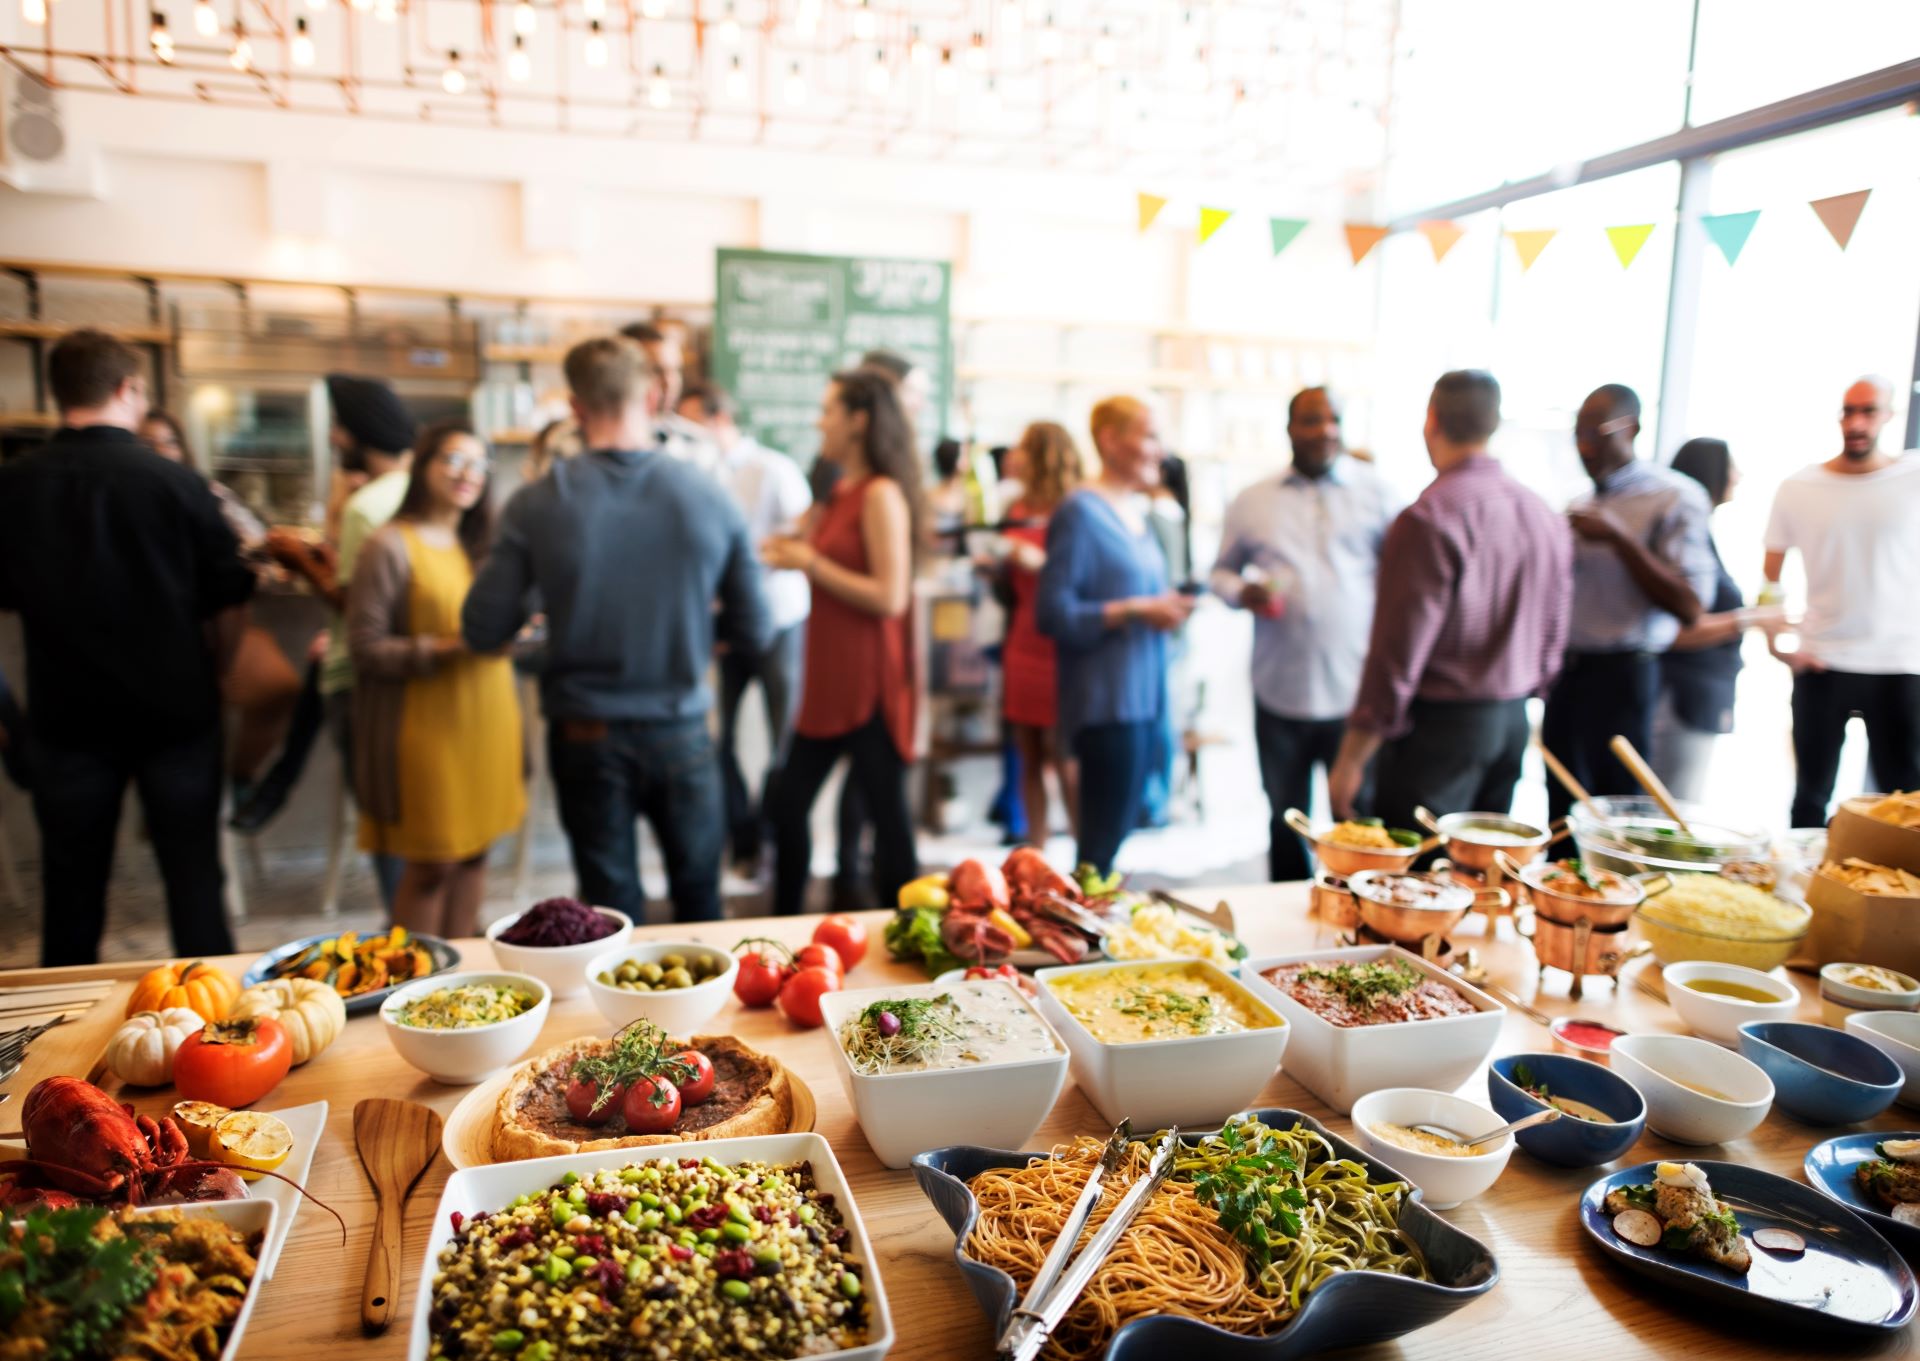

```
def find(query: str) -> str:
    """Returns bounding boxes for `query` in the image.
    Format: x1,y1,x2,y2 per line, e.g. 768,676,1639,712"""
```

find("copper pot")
1346,870,1509,948
1501,852,1669,929
1415,806,1563,873
1523,913,1634,977
1310,870,1360,927
1286,808,1441,878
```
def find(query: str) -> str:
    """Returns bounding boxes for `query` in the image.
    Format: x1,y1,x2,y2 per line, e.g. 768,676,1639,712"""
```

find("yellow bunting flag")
1605,223,1656,270
1137,192,1169,232
1505,228,1557,272
1344,224,1389,266
1809,189,1870,250
1418,219,1465,263
1198,206,1233,245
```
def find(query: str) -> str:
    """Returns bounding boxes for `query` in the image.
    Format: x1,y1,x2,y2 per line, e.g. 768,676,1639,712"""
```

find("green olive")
615,962,641,983
595,972,615,986
663,967,694,989
660,953,686,969
638,961,665,984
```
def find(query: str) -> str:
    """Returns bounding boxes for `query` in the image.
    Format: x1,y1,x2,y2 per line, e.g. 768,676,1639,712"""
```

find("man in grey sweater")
464,337,772,922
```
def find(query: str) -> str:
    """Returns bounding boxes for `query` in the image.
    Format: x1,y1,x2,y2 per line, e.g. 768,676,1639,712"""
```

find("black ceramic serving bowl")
910,1106,1498,1360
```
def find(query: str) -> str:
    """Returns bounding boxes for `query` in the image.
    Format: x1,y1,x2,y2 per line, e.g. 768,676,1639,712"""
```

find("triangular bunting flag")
1506,228,1557,272
1605,223,1655,270
1137,192,1169,232
1344,224,1389,266
1700,210,1760,266
1198,206,1233,245
1418,219,1465,263
1809,189,1870,250
1268,217,1308,258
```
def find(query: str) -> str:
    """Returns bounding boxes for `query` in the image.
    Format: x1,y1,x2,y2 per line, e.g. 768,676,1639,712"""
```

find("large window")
1689,0,1920,123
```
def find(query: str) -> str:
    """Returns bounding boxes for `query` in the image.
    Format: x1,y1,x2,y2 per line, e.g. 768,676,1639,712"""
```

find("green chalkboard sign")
711,248,951,466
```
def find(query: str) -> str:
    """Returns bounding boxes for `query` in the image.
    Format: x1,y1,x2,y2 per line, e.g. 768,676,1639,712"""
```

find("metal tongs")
996,1124,1182,1361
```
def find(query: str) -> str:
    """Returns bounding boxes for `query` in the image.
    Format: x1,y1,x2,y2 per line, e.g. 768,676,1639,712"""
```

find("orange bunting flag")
1137,192,1169,232
1198,206,1233,245
1506,228,1557,272
1344,224,1389,266
1417,219,1465,263
1605,223,1656,270
1809,190,1870,250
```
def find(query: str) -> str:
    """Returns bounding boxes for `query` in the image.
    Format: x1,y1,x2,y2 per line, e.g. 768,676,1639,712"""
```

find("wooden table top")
4,887,1915,1360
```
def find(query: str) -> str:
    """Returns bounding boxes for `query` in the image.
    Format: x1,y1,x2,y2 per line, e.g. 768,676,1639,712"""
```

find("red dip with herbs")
1262,959,1476,1027
1552,1018,1625,1052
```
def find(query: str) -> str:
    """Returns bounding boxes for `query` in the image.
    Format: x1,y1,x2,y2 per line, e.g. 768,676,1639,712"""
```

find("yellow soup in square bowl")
1048,962,1279,1044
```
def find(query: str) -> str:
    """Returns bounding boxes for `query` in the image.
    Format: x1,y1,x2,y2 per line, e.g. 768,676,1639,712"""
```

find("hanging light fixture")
783,59,805,106
998,0,1021,35
978,75,1000,117
372,0,397,22
1036,14,1061,60
512,0,535,34
304,0,325,12
908,25,931,66
193,0,219,35
584,17,607,65
229,18,252,70
647,62,670,107
725,53,748,98
582,0,604,18
1092,25,1115,67
850,0,875,41
508,33,531,80
149,10,175,62
793,0,818,37
291,15,315,65
865,49,890,95
716,1,739,45
964,30,987,71
639,0,666,18
934,46,957,95
22,0,46,24
348,0,370,10
442,49,466,93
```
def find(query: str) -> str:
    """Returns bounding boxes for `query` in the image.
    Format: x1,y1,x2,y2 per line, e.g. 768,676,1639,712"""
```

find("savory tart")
1855,1137,1920,1216
1604,1161,1751,1274
491,1030,793,1161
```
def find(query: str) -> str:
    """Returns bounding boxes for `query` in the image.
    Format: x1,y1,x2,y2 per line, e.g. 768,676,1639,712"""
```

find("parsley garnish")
1298,961,1421,1010
0,1207,160,1361
569,1020,696,1114
1185,1121,1309,1275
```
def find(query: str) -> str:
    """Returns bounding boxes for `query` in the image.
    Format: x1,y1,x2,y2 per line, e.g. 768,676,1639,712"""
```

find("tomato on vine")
732,937,795,1007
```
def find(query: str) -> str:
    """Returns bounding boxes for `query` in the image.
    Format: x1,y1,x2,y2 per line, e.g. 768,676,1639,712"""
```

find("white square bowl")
1239,945,1506,1114
1033,958,1290,1129
127,1197,279,1361
819,979,1070,1168
406,1132,893,1361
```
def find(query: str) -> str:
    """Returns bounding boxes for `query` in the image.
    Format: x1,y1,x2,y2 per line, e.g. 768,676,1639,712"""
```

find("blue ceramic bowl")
1737,1020,1903,1125
1487,1053,1646,1167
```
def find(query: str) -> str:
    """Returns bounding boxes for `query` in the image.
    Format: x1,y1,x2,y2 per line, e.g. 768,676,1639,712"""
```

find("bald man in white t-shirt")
1763,376,1920,827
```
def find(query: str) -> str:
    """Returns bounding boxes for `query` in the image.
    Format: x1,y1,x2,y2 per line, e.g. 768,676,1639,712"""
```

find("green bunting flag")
1268,217,1308,258
1699,210,1760,266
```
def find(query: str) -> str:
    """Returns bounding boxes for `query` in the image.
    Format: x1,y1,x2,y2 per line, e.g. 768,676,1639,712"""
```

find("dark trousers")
768,713,918,917
1373,698,1531,833
717,623,804,863
1074,719,1156,877
1790,668,1920,828
1254,707,1350,882
1541,651,1659,823
33,725,233,967
549,716,725,923
324,691,402,910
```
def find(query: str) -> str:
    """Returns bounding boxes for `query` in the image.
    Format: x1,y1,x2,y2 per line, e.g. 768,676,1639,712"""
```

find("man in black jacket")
0,329,256,964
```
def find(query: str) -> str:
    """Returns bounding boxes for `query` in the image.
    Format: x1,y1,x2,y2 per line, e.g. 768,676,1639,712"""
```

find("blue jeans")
549,716,725,923
1074,720,1156,877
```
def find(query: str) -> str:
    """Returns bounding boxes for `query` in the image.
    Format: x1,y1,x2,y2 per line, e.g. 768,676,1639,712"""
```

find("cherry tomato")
565,1076,624,1125
673,1050,716,1105
172,1016,291,1108
621,1075,683,1134
811,914,869,969
777,965,841,1029
732,940,794,1007
793,943,844,977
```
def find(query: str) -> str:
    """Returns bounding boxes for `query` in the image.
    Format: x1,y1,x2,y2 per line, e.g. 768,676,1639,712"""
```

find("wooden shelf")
0,409,59,428
0,320,171,345
483,344,571,365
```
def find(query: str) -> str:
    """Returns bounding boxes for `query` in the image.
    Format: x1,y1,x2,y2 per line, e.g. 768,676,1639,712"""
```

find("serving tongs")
1148,888,1239,936
1031,892,1118,941
997,1125,1181,1361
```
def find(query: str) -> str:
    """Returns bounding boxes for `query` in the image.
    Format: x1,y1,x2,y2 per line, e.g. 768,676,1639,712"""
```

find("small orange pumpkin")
126,961,240,1023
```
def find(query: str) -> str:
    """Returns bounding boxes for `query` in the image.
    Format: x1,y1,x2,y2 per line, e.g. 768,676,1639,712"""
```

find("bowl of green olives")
584,940,738,1032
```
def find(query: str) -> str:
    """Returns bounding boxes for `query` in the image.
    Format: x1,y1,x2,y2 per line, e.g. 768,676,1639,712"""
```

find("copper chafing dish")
1500,852,1669,929
1519,913,1646,999
1285,808,1441,877
1414,807,1563,873
1340,870,1509,949
1309,870,1360,927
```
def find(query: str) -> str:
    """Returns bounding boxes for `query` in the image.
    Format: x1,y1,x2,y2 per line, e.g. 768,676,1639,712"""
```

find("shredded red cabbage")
498,897,620,947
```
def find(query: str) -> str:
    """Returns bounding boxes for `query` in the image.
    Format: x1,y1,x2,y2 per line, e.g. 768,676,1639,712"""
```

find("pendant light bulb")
639,0,666,17
291,15,315,65
508,34,531,80
978,75,1000,117
193,0,219,35
716,1,739,45
1092,26,1115,67
585,19,607,66
998,0,1021,35
725,53,747,98
22,0,46,23
582,0,604,18
964,31,987,72
441,49,466,93
512,0,536,34
934,47,957,95
304,0,325,12
793,0,816,36
647,62,670,107
850,0,874,42
229,20,253,70
1036,16,1061,60
373,0,397,22
865,51,890,96
908,26,931,66
783,59,805,106
149,10,176,62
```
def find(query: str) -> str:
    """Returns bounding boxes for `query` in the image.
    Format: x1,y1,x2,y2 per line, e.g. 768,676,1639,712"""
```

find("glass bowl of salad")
379,970,551,1084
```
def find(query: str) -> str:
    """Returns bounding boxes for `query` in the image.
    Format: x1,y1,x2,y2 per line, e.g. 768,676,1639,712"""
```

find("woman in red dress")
998,421,1084,843
762,369,925,916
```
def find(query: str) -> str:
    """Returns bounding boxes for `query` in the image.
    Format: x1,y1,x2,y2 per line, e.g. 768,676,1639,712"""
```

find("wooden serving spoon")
1608,734,1694,837
355,1097,443,1336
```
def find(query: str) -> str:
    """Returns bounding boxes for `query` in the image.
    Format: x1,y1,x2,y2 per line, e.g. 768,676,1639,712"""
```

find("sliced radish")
1613,1209,1662,1247
1753,1229,1805,1253
1893,1203,1920,1228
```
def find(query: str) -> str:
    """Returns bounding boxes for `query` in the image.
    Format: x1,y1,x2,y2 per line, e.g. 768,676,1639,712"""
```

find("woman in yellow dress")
347,420,525,935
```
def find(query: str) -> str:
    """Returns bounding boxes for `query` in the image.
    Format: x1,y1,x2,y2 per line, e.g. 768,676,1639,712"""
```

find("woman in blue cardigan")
1037,396,1196,874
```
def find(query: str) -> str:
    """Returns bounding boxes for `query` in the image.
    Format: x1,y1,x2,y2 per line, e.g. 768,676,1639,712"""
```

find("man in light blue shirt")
1542,383,1716,822
1210,388,1399,880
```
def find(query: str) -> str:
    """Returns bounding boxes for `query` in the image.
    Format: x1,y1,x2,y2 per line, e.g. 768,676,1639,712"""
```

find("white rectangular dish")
126,1197,279,1361
406,1131,894,1361
1033,957,1289,1128
249,1097,325,1279
1241,945,1506,1114
819,978,1069,1168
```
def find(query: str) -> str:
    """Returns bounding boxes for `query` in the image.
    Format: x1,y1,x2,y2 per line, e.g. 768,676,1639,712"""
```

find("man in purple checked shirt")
1328,370,1573,828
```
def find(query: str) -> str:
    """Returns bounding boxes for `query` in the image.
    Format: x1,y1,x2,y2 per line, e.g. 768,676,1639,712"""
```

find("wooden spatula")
355,1097,443,1336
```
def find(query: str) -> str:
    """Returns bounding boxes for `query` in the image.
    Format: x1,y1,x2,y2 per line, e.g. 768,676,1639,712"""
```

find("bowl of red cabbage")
486,899,633,999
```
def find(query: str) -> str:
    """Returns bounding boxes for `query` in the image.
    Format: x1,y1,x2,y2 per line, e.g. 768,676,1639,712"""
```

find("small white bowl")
1661,961,1800,1046
1034,958,1289,1129
1819,963,1920,1028
819,979,1070,1168
1610,1033,1773,1146
485,906,633,1000
379,969,552,1085
585,940,738,1035
1347,1088,1513,1210
1845,1010,1920,1108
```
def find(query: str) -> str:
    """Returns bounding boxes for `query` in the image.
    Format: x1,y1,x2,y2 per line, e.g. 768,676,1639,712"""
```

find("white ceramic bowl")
819,979,1070,1168
1033,958,1289,1129
1610,1033,1773,1146
1845,1009,1920,1108
585,940,738,1034
127,1199,277,1361
1347,1088,1514,1209
1820,962,1920,1028
1238,945,1506,1114
379,970,552,1084
1661,961,1801,1046
406,1132,893,1361
484,906,632,1000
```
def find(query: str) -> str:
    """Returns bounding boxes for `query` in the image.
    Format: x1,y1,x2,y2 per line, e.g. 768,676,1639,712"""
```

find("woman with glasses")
347,419,524,935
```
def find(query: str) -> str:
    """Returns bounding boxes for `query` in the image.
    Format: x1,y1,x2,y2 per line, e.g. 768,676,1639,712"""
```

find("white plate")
407,1131,894,1361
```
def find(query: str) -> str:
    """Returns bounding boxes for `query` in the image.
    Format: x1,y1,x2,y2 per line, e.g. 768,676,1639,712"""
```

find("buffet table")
4,886,1913,1360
